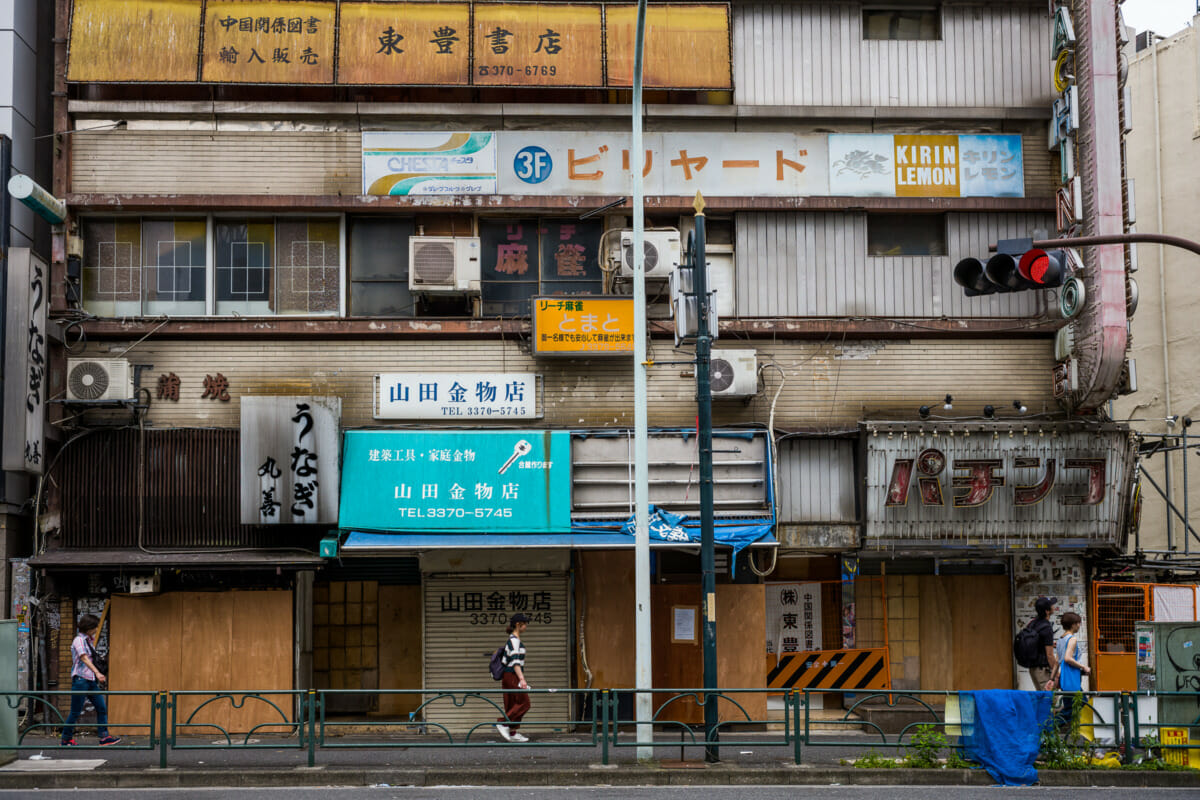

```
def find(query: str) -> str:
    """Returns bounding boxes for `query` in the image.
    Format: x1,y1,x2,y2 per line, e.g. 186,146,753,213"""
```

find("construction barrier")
766,647,891,691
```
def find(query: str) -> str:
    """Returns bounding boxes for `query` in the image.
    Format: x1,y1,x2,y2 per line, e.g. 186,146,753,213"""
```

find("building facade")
24,0,1140,730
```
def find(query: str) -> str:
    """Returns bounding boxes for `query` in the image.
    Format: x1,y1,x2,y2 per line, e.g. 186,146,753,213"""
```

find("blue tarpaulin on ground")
959,690,1053,786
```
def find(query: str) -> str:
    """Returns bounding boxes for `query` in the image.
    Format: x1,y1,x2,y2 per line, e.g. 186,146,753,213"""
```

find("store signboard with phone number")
339,429,572,533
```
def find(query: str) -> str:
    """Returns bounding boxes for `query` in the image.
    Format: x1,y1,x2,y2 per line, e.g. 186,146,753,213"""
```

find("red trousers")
498,671,530,730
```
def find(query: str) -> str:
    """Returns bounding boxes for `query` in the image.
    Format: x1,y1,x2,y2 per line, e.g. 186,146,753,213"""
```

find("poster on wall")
1012,554,1087,690
766,582,823,656
829,134,1024,198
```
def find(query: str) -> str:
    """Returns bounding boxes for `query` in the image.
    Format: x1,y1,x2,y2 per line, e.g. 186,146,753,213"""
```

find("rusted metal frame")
64,193,1056,214
68,315,1059,340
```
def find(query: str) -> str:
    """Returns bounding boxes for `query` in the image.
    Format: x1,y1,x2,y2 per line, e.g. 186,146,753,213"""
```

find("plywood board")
575,551,635,688
110,593,183,736
949,576,1013,690
652,584,702,724
378,585,422,716
716,584,767,722
228,591,294,734
918,576,952,690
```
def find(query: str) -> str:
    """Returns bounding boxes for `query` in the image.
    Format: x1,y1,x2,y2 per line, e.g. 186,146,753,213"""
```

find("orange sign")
201,0,336,84
606,4,731,89
532,296,635,356
893,135,960,198
473,4,603,87
339,2,470,86
68,0,202,82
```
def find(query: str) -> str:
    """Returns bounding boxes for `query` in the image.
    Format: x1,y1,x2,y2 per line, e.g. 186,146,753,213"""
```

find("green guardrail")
3,687,1198,768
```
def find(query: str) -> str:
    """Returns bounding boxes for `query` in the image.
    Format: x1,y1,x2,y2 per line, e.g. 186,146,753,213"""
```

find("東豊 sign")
338,430,572,533
373,373,539,420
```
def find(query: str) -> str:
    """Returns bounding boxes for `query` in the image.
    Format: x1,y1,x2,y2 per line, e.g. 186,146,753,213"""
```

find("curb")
0,766,1196,790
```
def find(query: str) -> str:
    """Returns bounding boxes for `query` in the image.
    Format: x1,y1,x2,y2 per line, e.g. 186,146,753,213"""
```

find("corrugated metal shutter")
422,575,571,734
732,5,1051,107
735,212,1054,319
776,438,856,523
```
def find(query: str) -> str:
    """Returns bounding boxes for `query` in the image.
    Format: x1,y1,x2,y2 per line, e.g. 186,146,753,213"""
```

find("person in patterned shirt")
61,613,121,746
495,613,531,742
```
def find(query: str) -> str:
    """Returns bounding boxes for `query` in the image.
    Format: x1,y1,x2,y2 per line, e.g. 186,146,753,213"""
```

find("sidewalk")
1,735,1197,790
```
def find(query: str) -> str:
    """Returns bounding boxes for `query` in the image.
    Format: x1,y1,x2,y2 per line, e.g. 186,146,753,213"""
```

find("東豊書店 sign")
338,430,572,533
66,0,732,89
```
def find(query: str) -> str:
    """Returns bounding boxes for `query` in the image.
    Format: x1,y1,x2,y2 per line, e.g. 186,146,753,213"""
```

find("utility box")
129,575,161,594
1134,621,1200,768
0,620,16,765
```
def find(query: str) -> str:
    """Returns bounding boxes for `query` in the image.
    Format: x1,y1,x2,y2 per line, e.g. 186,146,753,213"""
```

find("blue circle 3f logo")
514,146,553,184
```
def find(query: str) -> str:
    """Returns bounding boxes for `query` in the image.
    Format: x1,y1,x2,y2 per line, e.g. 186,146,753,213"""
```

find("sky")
1120,0,1196,37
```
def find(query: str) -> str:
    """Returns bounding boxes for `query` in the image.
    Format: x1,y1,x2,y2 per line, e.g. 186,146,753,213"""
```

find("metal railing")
4,687,1196,768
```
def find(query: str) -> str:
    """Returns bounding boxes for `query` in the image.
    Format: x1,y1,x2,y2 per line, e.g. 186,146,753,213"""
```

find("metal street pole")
630,0,653,764
692,193,719,763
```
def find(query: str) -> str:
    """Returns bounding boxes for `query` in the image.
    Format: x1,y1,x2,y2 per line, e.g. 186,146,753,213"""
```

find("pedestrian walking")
1049,611,1090,731
495,613,531,743
1013,596,1058,690
61,613,121,746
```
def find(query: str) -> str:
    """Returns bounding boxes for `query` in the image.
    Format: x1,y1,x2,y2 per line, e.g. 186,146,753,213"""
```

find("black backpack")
489,644,506,681
1013,621,1042,668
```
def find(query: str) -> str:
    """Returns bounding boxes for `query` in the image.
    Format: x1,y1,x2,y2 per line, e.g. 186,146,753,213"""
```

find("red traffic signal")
1017,249,1070,287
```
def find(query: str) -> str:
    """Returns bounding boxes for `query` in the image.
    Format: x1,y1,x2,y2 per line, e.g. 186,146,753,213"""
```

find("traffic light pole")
990,233,1200,257
692,193,719,763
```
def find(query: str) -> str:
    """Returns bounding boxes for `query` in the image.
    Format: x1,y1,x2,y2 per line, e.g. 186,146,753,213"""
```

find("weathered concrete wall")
1115,23,1200,555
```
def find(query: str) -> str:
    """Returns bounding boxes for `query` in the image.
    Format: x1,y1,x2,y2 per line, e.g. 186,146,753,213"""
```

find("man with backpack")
1014,596,1059,690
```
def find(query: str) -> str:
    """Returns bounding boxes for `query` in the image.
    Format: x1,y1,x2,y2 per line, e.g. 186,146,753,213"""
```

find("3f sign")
514,146,552,184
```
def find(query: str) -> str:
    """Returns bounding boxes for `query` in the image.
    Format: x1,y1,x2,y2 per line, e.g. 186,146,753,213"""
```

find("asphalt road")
3,788,1199,799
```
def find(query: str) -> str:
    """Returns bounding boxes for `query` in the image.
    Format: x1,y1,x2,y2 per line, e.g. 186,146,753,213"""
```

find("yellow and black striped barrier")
767,647,890,691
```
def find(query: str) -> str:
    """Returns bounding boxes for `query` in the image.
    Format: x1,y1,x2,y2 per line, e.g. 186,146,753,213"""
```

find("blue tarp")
572,505,775,574
960,690,1053,786
341,525,776,554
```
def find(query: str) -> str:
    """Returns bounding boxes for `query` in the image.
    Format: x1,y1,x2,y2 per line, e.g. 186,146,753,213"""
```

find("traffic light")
954,238,1075,296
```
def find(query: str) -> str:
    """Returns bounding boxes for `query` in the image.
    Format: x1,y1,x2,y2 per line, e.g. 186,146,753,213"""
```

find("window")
480,218,603,316
867,214,946,256
863,8,941,41
81,217,340,317
348,217,417,317
83,218,204,317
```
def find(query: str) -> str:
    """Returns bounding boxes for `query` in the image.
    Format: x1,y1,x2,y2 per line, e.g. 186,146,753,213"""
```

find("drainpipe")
1151,36,1176,550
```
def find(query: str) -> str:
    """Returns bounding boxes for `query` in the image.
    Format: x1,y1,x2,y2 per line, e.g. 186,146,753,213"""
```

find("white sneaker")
495,724,513,742
510,732,530,743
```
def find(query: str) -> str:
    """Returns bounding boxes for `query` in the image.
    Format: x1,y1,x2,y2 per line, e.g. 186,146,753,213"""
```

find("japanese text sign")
362,132,497,195
240,396,342,525
202,0,336,84
338,430,572,533
605,4,731,89
532,296,634,356
766,582,823,655
865,426,1133,548
498,132,829,197
829,134,1024,198
374,373,539,420
67,1,732,89
67,0,202,82
473,3,602,87
2,250,47,475
339,2,470,85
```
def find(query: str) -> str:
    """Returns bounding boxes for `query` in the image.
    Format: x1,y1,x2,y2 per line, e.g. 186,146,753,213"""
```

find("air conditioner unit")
66,358,133,402
619,230,681,279
709,349,758,398
408,236,481,294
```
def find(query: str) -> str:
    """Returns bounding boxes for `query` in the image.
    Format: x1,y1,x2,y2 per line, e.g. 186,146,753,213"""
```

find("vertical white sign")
3,249,47,474
240,396,341,525
766,582,824,655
